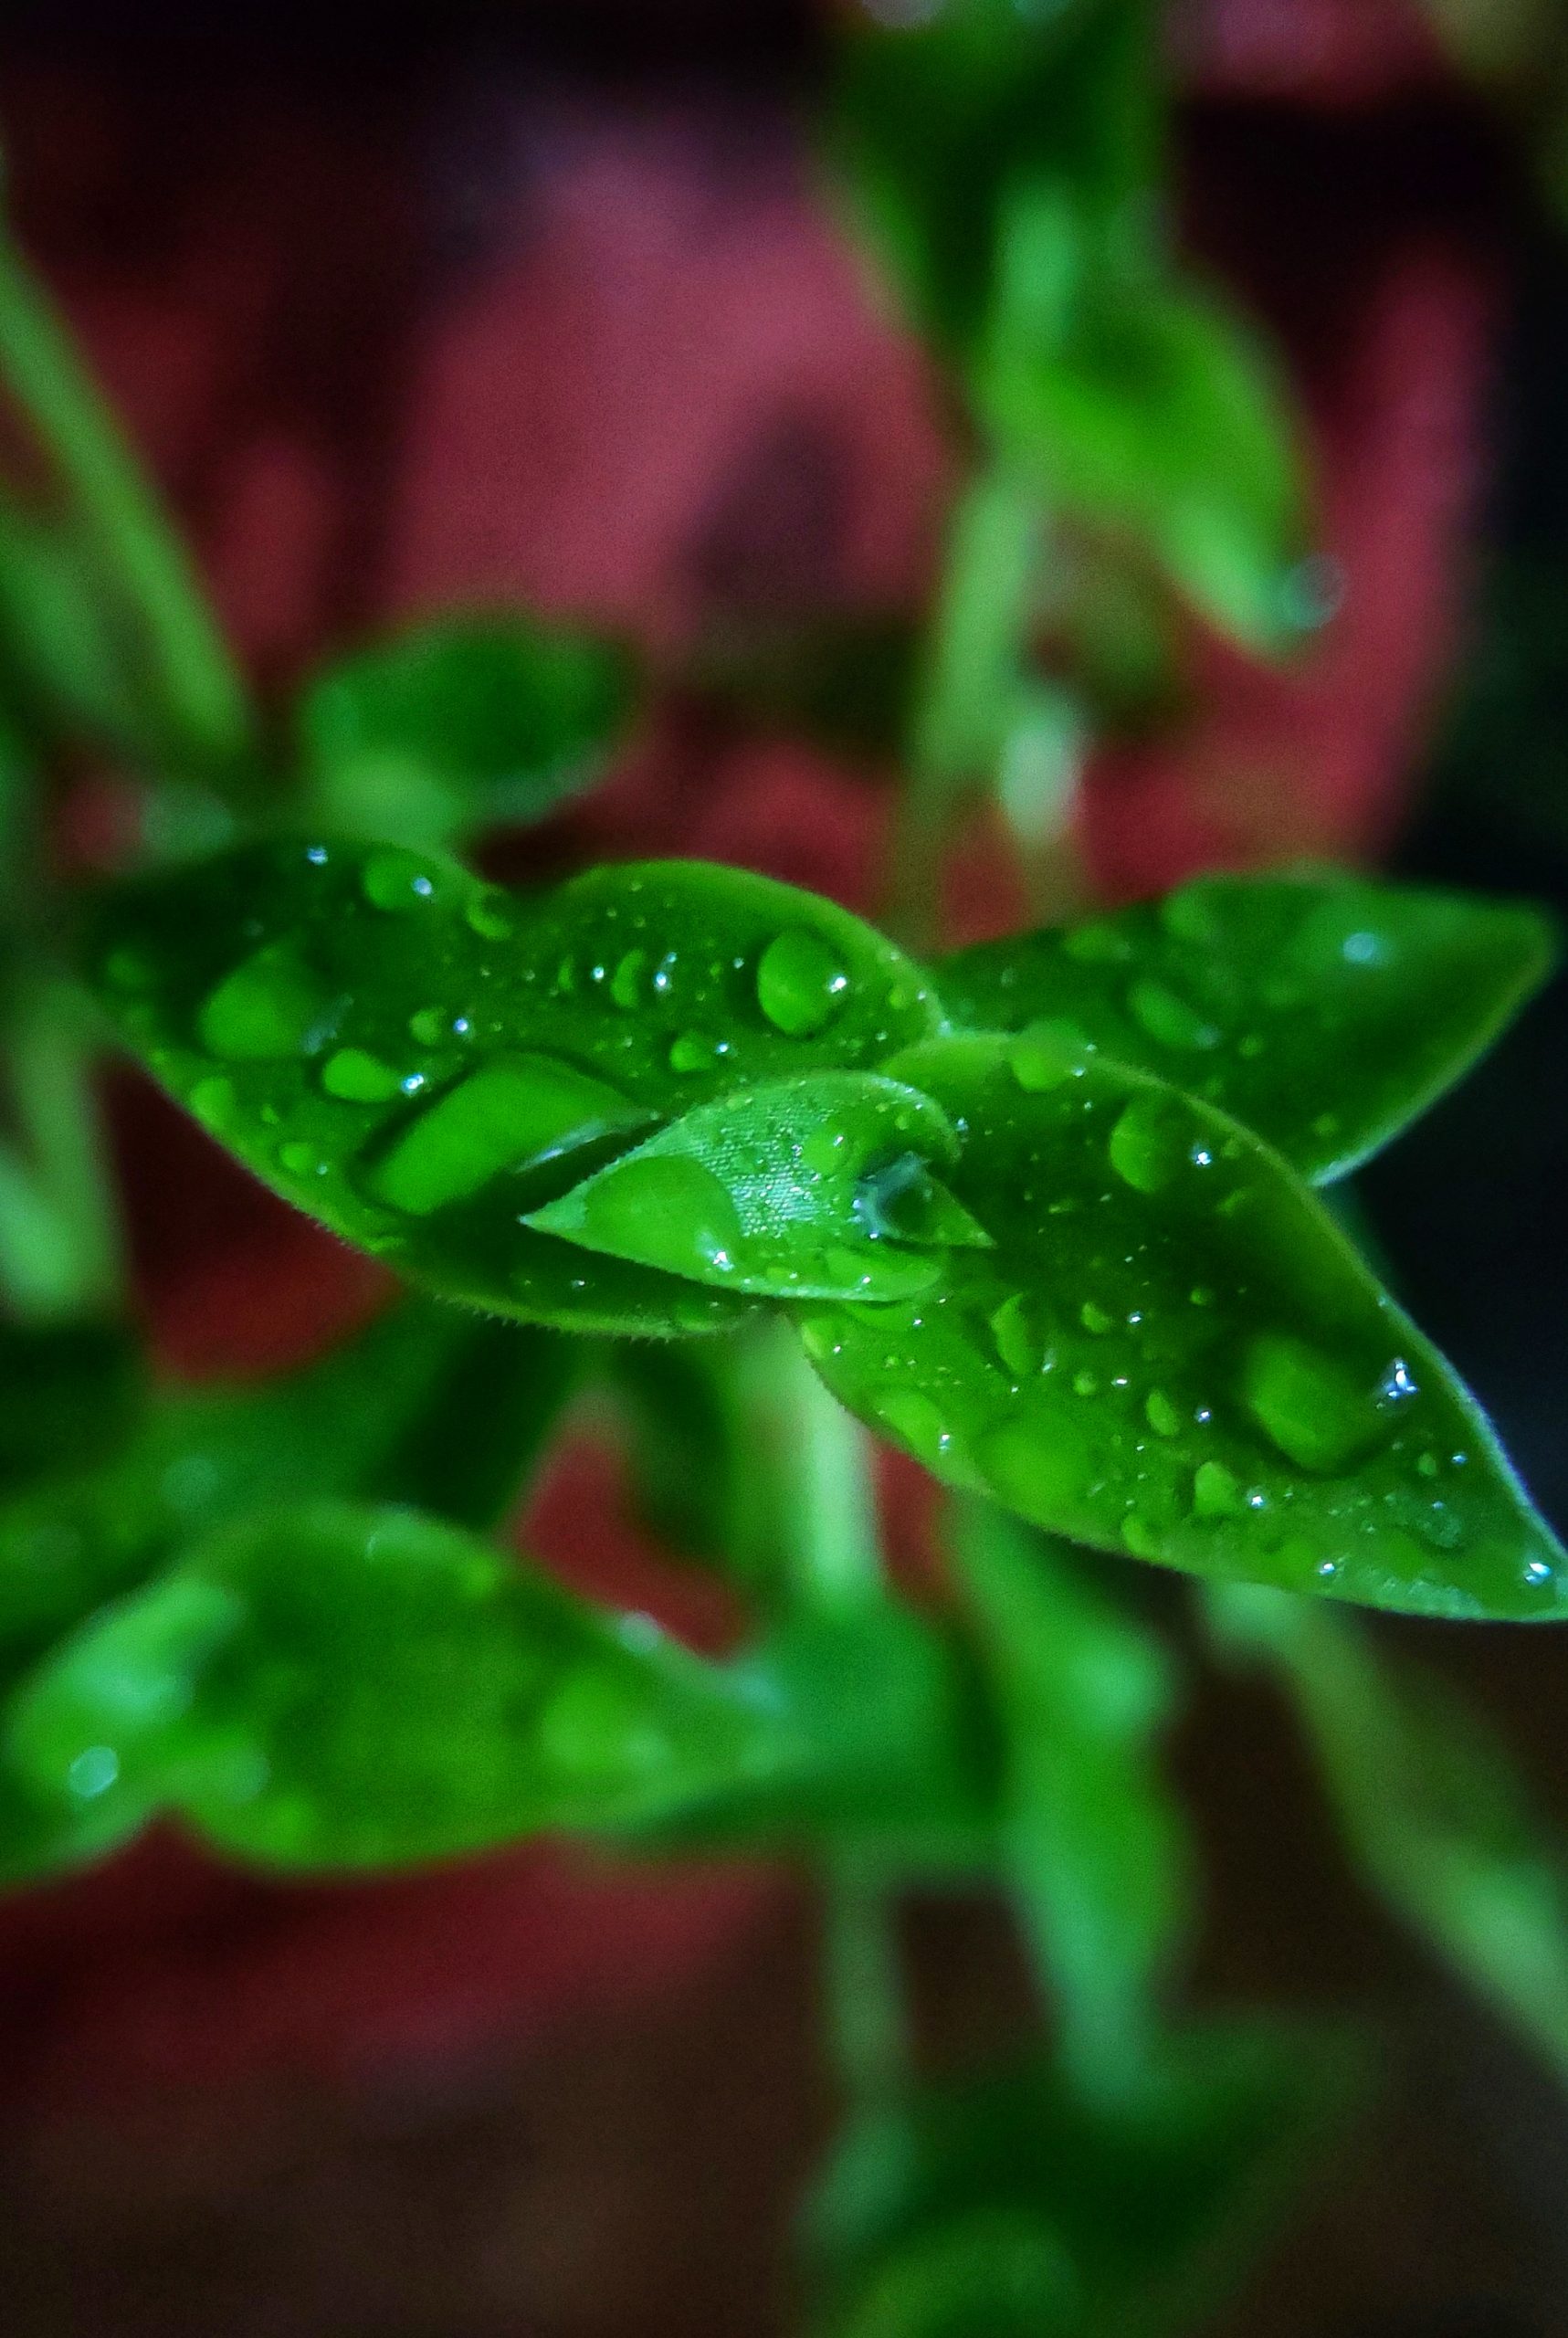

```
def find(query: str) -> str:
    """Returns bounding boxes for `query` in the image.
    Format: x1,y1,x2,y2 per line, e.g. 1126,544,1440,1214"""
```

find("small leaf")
297,614,638,850
807,2019,1353,2338
979,184,1308,651
5,1501,773,1869
87,840,941,1337
937,870,1557,1183
1210,1584,1568,2090
798,1034,1564,1621
531,1071,989,1301
953,1501,1190,2087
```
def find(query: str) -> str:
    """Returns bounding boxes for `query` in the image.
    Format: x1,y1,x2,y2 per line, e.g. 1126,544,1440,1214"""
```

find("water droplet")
1121,1513,1163,1559
1108,1092,1186,1193
363,849,439,911
321,1048,404,1103
1072,1369,1099,1397
1009,1019,1092,1091
198,943,330,1062
853,1153,991,1249
880,1390,952,1469
981,1414,1090,1519
1189,1286,1215,1309
1341,929,1384,966
1079,1301,1114,1335
1192,1460,1241,1519
611,949,648,1010
409,1008,447,1047
991,1293,1049,1377
1063,919,1131,965
279,1141,326,1177
533,1152,747,1280
668,1031,721,1074
755,930,849,1037
190,1076,235,1130
367,1056,649,1216
67,1746,120,1802
1144,1389,1181,1438
305,844,330,866
465,890,515,942
1379,1357,1420,1406
1128,978,1220,1051
1243,1333,1382,1473
1416,1450,1440,1480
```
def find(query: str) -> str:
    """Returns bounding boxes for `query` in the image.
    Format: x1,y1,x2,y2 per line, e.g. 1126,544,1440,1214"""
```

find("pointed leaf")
808,2020,1354,2338
937,871,1557,1183
297,613,638,850
531,1071,989,1301
1211,1585,1568,2089
798,1034,1564,1621
86,840,941,1336
953,1502,1190,2085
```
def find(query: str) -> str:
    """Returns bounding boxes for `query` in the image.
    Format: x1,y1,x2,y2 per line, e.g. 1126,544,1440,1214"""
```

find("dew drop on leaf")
1127,978,1221,1052
190,1076,236,1131
366,1056,647,1216
1080,1301,1114,1335
668,1031,720,1074
1192,1459,1241,1519
1144,1389,1182,1438
1242,1333,1384,1473
1108,1093,1186,1194
611,950,648,1010
321,1048,405,1103
1009,1019,1092,1092
198,943,329,1063
755,930,850,1037
408,1008,447,1047
363,849,439,911
464,890,515,943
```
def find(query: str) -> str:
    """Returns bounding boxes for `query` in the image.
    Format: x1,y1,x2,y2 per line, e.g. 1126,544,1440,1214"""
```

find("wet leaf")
798,1034,1565,1622
531,1071,989,1301
952,1502,1189,2085
87,840,941,1337
937,871,1557,1183
808,2019,1353,2338
1211,1584,1568,2089
297,614,638,850
5,1501,775,1869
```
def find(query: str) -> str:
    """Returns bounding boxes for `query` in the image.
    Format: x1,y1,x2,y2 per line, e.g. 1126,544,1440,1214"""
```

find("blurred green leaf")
1210,1584,1568,2087
86,839,941,1336
0,1316,142,1498
5,1501,772,1869
799,1032,1566,1620
937,870,1557,1184
953,1501,1189,2085
807,2019,1354,2338
979,183,1308,652
828,0,1156,356
0,493,165,763
298,615,639,851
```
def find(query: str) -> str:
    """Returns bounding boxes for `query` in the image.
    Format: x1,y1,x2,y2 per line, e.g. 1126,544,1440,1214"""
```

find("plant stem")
0,225,256,784
822,1859,909,2109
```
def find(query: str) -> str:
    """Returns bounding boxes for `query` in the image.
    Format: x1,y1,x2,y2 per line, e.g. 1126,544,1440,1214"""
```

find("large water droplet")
981,1414,1090,1522
1192,1459,1241,1519
1144,1389,1181,1438
755,930,849,1037
1108,1092,1186,1193
1242,1333,1383,1473
465,890,515,943
198,943,331,1062
1127,978,1220,1052
533,1152,748,1280
668,1031,722,1074
991,1293,1048,1377
1009,1019,1092,1092
367,1056,649,1216
611,950,648,1010
852,1153,991,1249
321,1048,404,1103
363,849,439,911
1079,1301,1114,1335
880,1390,952,1469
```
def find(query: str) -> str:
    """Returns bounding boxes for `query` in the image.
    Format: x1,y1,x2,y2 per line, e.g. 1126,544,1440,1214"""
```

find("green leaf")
4,1501,774,1869
87,840,942,1337
531,1070,990,1301
952,1502,1189,2086
827,0,1156,357
807,2019,1353,2338
297,614,638,850
0,1317,142,1498
979,184,1308,651
1210,1584,1568,2089
798,1033,1565,1621
936,870,1557,1184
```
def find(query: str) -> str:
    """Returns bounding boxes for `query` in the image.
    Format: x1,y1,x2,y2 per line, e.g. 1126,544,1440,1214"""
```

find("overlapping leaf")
87,840,943,1336
937,870,1556,1183
799,1035,1565,1620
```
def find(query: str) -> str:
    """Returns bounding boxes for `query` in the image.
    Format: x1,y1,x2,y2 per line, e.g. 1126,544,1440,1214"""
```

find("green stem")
6,980,124,1315
822,1859,909,2109
780,1334,883,1617
0,225,255,783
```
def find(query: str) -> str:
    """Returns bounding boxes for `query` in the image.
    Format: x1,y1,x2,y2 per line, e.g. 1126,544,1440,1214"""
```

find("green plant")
3,9,1567,2332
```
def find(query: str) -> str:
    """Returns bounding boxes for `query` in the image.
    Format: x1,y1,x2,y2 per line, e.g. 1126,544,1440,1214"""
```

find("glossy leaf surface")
953,1503,1189,2082
808,2020,1351,2338
297,614,637,850
800,1036,1565,1621
5,1502,773,1869
1212,1585,1568,2087
88,840,940,1335
936,871,1556,1184
532,1071,989,1301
